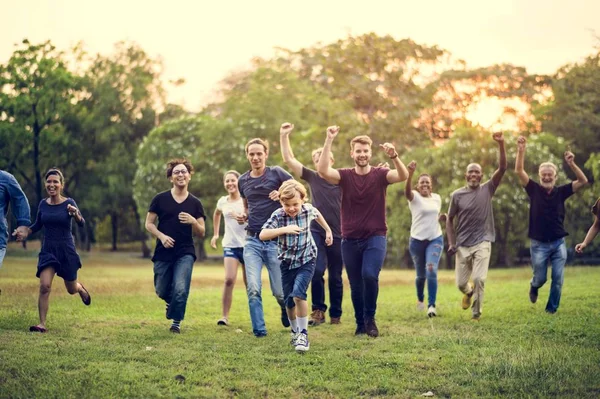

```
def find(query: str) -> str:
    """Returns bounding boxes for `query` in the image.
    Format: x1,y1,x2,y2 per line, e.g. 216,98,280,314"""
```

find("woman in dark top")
28,168,91,333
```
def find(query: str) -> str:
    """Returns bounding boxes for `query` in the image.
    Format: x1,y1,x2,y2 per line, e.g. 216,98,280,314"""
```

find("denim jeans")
281,259,316,308
153,254,195,321
409,235,443,307
243,236,285,336
530,238,567,313
311,234,344,318
342,235,387,326
0,247,6,268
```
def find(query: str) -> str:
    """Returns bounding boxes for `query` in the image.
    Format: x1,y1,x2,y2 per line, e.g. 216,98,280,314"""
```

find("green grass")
1,252,599,398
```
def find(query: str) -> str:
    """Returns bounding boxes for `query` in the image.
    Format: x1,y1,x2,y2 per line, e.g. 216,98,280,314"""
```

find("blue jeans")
0,247,6,268
342,235,387,325
153,254,195,321
243,237,285,336
409,235,443,307
311,234,344,318
281,259,316,308
530,238,567,313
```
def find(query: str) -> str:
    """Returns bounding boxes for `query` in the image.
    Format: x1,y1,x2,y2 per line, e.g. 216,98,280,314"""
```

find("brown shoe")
330,317,341,325
308,309,325,326
365,318,379,337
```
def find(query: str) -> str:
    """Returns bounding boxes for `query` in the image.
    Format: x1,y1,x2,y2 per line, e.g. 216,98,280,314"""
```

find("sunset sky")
2,0,599,114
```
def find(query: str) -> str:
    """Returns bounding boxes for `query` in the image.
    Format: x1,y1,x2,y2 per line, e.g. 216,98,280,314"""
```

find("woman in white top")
405,161,446,317
211,170,248,326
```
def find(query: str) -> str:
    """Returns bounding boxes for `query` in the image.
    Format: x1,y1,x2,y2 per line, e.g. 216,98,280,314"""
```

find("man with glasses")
145,159,206,333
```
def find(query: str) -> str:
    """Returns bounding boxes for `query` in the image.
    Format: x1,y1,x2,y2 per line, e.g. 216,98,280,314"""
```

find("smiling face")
539,165,557,190
416,175,432,197
246,143,268,171
351,143,372,168
281,192,303,218
223,173,239,194
169,164,191,188
45,173,63,197
465,163,483,189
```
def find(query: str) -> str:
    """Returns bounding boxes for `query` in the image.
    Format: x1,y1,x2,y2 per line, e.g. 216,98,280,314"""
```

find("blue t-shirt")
301,167,341,239
238,166,293,233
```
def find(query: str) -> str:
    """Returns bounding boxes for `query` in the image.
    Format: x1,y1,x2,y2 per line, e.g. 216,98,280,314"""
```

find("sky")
1,0,599,113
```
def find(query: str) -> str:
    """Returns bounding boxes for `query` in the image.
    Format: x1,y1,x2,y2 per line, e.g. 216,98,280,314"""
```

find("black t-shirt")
301,167,341,239
525,180,574,242
148,191,206,262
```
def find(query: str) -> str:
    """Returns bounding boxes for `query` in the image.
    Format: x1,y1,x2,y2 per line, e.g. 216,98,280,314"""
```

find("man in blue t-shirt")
515,136,588,314
280,122,344,327
0,170,31,269
236,138,293,337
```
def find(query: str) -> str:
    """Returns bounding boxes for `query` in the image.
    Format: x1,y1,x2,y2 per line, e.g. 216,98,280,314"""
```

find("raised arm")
491,132,508,187
575,216,600,253
564,150,588,193
514,135,530,187
279,122,303,178
404,161,416,201
210,208,223,249
317,126,341,184
380,142,409,184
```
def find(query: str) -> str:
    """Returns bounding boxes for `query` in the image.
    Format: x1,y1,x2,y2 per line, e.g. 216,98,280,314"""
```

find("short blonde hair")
350,135,373,151
279,180,307,202
312,147,334,162
539,162,558,176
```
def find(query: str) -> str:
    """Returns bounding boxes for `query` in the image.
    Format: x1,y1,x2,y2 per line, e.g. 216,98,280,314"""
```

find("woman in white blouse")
211,171,248,326
405,161,446,317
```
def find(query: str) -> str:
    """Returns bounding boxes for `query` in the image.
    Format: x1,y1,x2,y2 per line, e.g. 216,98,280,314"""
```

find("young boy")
260,180,333,353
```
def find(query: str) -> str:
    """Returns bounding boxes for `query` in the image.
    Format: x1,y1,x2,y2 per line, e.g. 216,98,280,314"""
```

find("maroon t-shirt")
338,167,390,239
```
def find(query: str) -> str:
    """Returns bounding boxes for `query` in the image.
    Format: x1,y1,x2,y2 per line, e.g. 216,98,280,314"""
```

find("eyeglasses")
172,169,188,176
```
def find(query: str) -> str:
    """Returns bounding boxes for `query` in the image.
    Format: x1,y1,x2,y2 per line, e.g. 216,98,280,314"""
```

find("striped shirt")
262,203,320,269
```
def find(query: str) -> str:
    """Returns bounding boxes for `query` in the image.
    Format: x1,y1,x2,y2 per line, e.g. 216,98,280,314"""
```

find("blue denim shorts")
223,247,244,264
281,259,316,308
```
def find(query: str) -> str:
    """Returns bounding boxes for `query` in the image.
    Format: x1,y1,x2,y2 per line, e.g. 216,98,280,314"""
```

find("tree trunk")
111,212,118,251
131,201,151,258
196,238,207,262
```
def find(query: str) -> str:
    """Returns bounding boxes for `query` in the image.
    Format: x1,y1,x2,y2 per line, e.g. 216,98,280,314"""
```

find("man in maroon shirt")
317,126,409,337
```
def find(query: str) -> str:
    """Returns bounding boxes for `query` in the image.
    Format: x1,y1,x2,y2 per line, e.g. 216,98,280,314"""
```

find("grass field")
1,251,599,398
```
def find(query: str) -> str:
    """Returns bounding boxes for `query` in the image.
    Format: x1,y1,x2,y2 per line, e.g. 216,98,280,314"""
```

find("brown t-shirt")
338,167,390,239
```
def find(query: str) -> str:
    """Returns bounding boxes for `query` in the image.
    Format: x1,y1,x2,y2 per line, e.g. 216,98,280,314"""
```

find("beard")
540,180,555,190
354,158,369,167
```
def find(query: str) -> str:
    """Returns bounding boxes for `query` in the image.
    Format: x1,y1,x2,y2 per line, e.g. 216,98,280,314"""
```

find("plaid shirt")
262,203,320,269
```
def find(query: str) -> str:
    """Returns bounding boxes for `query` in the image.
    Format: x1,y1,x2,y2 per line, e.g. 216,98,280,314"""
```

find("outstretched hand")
280,122,294,136
379,142,397,158
492,132,504,143
407,160,417,173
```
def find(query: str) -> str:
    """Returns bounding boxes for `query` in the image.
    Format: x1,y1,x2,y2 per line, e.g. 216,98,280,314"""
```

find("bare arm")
314,212,333,246
280,123,304,178
514,135,530,187
317,126,341,184
491,132,508,187
259,225,303,241
446,214,457,255
564,151,588,193
380,143,409,184
404,161,416,201
575,216,600,253
145,212,175,248
235,198,249,225
192,217,206,238
210,208,222,248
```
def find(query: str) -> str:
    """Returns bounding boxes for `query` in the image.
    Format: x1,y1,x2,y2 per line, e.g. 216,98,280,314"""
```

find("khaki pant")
455,241,491,318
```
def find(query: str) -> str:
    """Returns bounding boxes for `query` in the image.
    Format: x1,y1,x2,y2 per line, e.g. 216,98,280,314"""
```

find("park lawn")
1,252,599,398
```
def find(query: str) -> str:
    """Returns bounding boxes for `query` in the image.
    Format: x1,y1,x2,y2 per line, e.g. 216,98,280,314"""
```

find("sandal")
29,325,47,333
79,284,91,306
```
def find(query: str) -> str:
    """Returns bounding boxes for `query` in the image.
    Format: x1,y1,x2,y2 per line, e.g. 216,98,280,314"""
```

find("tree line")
1,35,599,267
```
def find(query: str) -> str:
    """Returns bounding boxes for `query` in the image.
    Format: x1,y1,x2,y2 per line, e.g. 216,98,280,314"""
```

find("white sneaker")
290,330,299,346
427,306,437,318
417,301,425,311
294,330,310,353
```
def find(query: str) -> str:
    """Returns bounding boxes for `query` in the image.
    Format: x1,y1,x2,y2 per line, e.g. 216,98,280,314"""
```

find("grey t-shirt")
301,166,341,239
448,180,497,247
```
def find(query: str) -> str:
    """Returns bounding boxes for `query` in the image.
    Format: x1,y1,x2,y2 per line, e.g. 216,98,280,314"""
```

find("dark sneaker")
462,291,473,310
330,317,341,325
529,285,538,304
308,309,325,326
545,309,556,315
281,307,290,328
355,323,367,335
365,318,379,338
169,325,181,334
79,284,91,306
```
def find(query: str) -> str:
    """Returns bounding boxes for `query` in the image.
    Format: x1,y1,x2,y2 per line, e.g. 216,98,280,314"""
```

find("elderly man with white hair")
515,136,588,314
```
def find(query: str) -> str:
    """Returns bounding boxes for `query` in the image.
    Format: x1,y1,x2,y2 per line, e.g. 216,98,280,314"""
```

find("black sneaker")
529,285,538,304
355,323,367,335
281,307,290,328
365,318,379,338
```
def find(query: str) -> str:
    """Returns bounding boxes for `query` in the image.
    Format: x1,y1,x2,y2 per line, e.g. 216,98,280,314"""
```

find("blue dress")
30,198,85,281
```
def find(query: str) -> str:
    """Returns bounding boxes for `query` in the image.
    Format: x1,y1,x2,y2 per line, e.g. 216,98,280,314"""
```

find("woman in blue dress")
28,168,91,333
